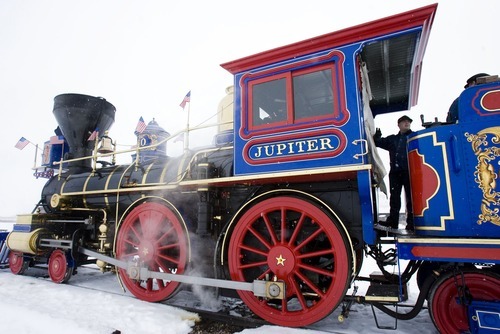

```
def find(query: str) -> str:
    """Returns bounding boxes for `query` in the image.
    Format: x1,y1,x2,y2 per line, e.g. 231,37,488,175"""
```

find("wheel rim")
228,196,351,327
48,249,72,283
116,202,188,302
9,251,27,275
430,271,500,333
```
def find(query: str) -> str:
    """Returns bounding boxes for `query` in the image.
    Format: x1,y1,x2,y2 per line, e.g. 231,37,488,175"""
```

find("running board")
78,247,285,299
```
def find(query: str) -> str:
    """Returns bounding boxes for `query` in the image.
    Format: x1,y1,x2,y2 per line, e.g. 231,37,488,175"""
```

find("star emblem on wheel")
276,254,286,266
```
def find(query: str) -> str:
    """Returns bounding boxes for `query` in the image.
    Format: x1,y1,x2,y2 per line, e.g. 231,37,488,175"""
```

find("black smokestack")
53,93,115,171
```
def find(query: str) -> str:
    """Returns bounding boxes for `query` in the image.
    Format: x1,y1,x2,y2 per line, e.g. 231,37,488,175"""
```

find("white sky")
1,0,498,216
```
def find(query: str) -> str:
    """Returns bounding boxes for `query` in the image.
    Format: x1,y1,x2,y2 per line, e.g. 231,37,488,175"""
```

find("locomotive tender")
6,4,500,333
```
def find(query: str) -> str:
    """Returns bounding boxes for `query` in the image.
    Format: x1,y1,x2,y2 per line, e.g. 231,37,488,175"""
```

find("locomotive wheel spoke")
116,201,188,302
239,243,270,257
288,212,306,246
256,268,272,280
228,195,352,327
290,278,307,310
157,252,181,264
238,260,269,270
298,262,335,278
297,248,334,259
295,270,324,297
262,213,279,245
294,227,323,250
248,225,272,250
155,226,175,245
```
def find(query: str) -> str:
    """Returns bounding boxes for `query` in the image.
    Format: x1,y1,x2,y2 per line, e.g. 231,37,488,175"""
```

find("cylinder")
6,228,47,255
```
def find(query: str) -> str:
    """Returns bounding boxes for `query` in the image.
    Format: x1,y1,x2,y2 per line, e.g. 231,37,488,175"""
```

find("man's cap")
398,115,413,123
465,73,490,88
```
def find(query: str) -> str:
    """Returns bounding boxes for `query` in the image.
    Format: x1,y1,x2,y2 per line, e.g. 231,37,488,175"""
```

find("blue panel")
358,170,376,245
468,300,500,333
407,85,500,238
233,43,365,176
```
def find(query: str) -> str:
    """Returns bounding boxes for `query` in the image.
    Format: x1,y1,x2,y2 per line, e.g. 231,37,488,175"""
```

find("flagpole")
185,100,190,152
33,144,38,168
26,140,39,168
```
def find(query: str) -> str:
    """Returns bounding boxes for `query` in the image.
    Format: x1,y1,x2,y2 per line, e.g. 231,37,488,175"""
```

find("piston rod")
78,247,285,299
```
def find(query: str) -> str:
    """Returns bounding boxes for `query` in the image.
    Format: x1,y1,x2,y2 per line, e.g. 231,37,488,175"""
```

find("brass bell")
98,131,114,153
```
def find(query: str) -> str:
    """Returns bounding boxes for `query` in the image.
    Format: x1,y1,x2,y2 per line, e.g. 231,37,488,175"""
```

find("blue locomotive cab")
408,76,500,238
222,4,437,245
222,7,436,178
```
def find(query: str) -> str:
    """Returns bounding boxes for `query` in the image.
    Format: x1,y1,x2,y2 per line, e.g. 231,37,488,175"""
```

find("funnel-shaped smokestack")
53,93,115,171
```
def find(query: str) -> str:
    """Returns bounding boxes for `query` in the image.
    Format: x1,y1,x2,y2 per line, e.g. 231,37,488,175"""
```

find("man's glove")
374,128,382,140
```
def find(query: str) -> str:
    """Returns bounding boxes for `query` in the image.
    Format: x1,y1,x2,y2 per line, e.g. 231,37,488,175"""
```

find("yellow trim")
103,165,120,209
60,164,372,197
408,132,454,231
82,172,92,208
142,160,155,184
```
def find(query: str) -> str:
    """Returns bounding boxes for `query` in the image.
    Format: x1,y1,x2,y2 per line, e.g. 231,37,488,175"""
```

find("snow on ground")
0,220,438,334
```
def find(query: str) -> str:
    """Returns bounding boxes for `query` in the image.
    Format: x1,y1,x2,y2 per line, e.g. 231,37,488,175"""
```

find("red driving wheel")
429,271,500,334
228,196,352,327
48,249,73,283
116,201,188,302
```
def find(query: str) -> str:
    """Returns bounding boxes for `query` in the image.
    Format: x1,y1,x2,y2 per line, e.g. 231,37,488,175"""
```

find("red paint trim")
411,246,500,261
242,127,347,165
221,4,438,74
472,85,500,115
481,89,500,112
238,51,348,140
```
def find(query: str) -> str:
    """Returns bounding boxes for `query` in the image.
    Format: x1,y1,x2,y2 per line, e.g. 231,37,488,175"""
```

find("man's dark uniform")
374,118,413,229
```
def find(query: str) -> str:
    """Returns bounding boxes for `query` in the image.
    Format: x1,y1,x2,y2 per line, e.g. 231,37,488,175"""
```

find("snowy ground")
0,220,438,334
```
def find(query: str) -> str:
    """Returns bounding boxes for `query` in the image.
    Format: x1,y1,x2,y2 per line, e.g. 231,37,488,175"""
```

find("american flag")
179,91,191,109
49,135,64,145
135,116,147,134
15,137,29,150
87,128,99,141
173,133,184,143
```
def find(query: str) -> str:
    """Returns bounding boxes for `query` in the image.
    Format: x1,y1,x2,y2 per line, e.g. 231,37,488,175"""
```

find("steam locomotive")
6,4,500,333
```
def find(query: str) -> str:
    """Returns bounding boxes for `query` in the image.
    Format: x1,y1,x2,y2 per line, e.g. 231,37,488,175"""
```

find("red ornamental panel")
408,149,439,216
481,89,500,112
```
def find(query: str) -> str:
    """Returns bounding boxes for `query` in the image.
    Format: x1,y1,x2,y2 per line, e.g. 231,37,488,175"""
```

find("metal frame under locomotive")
5,3,500,332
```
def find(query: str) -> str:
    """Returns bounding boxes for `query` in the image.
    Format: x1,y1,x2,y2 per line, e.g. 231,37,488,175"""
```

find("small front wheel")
9,251,29,275
48,249,73,283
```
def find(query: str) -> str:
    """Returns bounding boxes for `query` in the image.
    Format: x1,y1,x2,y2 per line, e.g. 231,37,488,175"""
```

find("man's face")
398,120,411,133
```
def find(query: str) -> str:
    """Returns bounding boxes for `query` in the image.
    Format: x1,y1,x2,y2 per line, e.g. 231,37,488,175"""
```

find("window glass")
252,78,287,126
293,69,334,120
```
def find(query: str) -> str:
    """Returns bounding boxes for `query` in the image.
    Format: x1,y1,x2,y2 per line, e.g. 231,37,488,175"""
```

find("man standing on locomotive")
374,115,414,231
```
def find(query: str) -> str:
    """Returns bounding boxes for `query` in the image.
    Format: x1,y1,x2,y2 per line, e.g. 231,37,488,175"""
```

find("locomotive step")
374,223,414,236
364,284,401,302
